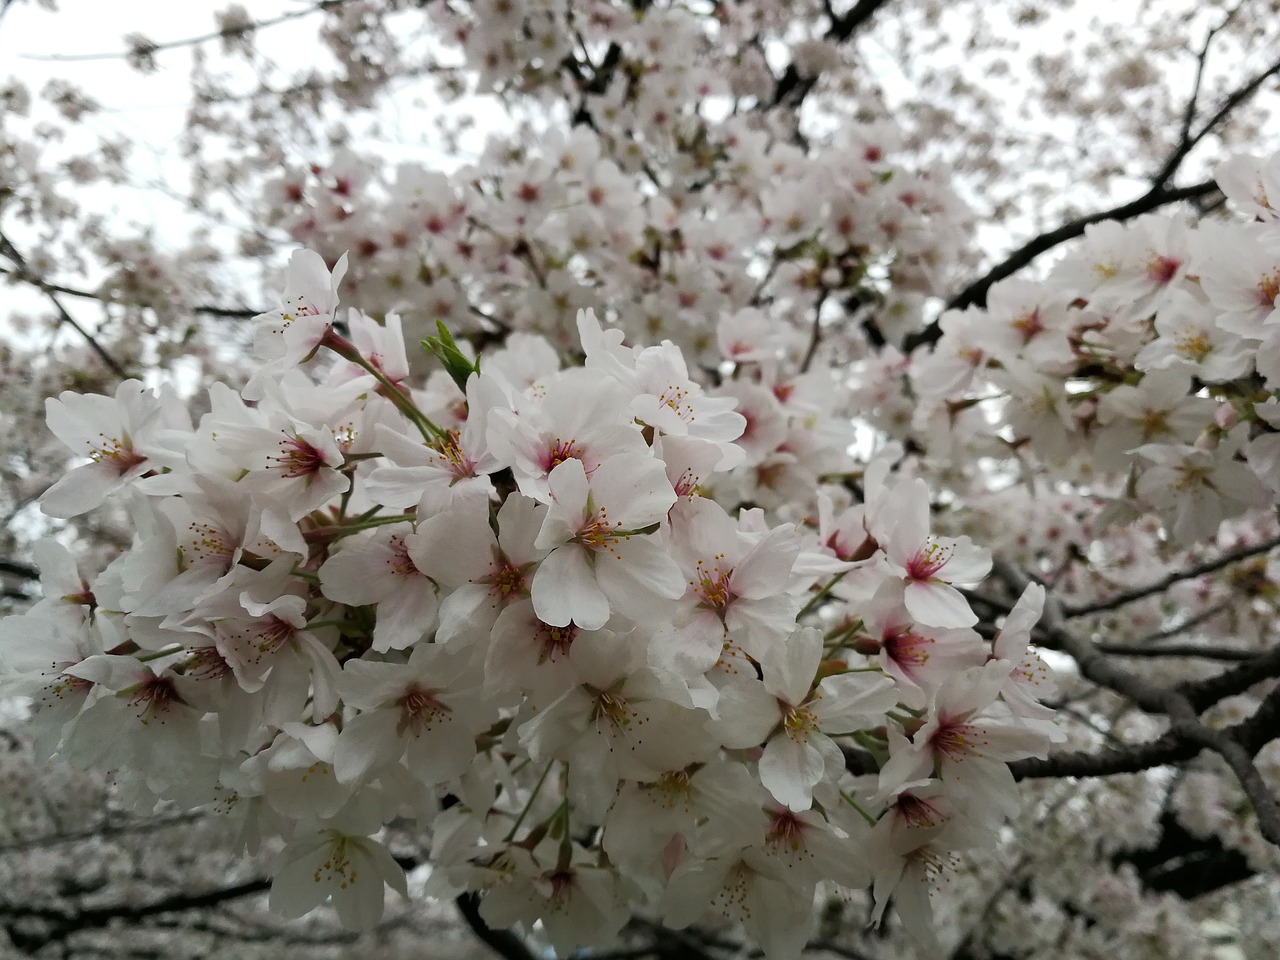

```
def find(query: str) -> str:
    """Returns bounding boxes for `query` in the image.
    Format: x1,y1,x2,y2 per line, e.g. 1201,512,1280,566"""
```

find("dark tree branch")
905,179,1220,347
1152,50,1280,188
1008,734,1194,781
996,561,1280,847
18,0,345,62
771,0,890,108
1181,645,1280,713
1062,535,1280,619
0,558,39,581
0,231,130,377
456,892,539,960
1094,642,1261,661
2,876,272,947
0,265,262,318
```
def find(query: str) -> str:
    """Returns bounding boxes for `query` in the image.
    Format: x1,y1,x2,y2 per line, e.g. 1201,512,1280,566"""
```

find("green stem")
841,790,878,826
799,571,848,620
136,645,184,662
322,329,447,442
505,761,554,843
302,513,415,543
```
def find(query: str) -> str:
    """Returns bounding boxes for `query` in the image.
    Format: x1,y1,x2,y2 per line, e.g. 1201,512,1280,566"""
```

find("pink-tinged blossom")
40,379,187,519
878,478,991,628
125,475,272,621
251,248,349,366
577,309,747,460
711,626,898,811
318,523,438,652
271,827,407,931
854,584,986,709
26,540,97,629
661,847,815,960
485,599,584,702
602,760,765,892
247,722,352,821
1194,222,1280,337
876,660,1059,824
184,561,341,727
362,374,502,515
530,454,682,629
989,582,1058,720
517,628,716,820
489,367,647,503
865,785,988,957
333,643,490,787
0,614,101,761
1215,153,1280,225
1134,440,1271,543
1134,290,1254,383
326,309,411,388
60,655,216,803
407,495,547,645
715,381,788,466
668,497,804,663
477,845,629,958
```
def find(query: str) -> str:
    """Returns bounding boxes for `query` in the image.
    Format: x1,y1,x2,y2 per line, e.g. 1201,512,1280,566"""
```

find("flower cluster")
0,251,1062,957
908,153,1280,548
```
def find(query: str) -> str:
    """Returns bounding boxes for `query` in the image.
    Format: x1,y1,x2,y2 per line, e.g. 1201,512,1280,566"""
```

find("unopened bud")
851,635,882,656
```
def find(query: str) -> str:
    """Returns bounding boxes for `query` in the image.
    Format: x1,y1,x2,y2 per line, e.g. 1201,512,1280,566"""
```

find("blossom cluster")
909,152,1280,547
0,251,1061,958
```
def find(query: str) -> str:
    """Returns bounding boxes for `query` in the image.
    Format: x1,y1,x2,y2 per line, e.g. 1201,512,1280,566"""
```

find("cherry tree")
2,2,1280,959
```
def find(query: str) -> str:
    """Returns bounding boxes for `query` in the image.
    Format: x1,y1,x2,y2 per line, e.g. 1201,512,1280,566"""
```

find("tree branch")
771,0,891,108
455,892,538,960
1061,535,1280,619
0,231,130,378
0,558,39,581
18,0,345,62
1094,642,1261,661
906,179,1220,345
0,264,261,318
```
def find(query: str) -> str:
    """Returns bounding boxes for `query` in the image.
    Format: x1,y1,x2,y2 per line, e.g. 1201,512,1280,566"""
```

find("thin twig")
0,231,130,378
18,0,344,62
0,265,261,318
1062,536,1280,619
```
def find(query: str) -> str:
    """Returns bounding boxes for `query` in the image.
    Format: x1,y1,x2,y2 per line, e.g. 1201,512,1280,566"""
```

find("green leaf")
421,320,480,393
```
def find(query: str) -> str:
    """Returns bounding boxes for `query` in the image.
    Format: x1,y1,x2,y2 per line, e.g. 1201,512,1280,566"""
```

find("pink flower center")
386,535,422,578
187,646,234,681
883,630,933,669
894,792,946,829
269,433,329,478
484,559,529,603
1146,254,1181,286
541,437,582,474
243,615,297,662
1258,269,1280,307
691,556,733,615
930,720,984,761
766,809,807,851
1010,308,1044,343
432,430,477,481
905,540,952,581
182,521,234,566
534,621,577,663
398,686,450,735
127,674,182,724
89,434,147,475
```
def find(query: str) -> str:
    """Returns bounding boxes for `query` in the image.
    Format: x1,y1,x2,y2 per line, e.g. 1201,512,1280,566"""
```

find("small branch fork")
18,0,347,62
993,560,1280,847
906,9,1280,348
0,230,130,378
